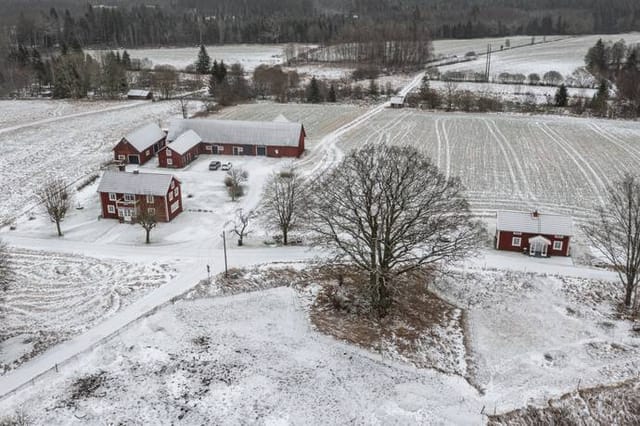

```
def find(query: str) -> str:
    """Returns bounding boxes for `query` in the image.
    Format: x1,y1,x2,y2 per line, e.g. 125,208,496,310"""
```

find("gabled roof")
167,118,304,148
496,210,573,236
273,114,291,123
122,123,165,152
166,130,202,155
390,96,405,104
97,171,177,196
127,89,151,97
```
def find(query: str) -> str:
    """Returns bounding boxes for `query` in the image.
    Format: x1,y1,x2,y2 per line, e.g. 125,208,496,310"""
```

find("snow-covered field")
0,249,174,374
438,33,640,80
339,109,640,222
89,44,291,71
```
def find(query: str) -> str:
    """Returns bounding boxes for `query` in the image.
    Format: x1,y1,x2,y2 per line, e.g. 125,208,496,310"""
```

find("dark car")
209,160,221,170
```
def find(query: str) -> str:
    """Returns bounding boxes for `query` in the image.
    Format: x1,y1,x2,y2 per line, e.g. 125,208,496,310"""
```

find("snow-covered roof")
127,89,151,97
97,171,176,196
123,123,165,152
390,96,405,104
167,119,304,148
273,114,291,123
167,130,202,155
496,210,573,236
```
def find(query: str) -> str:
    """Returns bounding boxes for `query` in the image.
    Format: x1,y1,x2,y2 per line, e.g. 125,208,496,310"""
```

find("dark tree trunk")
145,228,150,244
283,228,288,245
55,219,62,237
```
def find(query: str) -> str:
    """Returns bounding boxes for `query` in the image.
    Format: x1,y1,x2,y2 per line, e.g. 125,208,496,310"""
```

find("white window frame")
205,145,212,151
166,149,172,157
108,192,117,201
107,205,115,214
168,191,173,201
124,193,135,202
233,146,244,155
167,158,173,166
171,181,175,189
117,208,124,217
170,201,179,213
146,194,154,203
553,240,563,251
215,145,224,154
173,187,179,197
145,149,150,156
118,154,125,160
512,236,522,247
148,207,156,216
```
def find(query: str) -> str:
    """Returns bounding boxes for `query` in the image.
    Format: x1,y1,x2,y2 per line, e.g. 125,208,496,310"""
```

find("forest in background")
0,0,639,49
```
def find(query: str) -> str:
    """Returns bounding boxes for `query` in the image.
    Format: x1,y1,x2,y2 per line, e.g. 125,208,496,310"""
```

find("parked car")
209,160,221,170
221,162,232,171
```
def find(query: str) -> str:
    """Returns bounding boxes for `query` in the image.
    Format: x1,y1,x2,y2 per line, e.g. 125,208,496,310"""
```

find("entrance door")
257,146,267,156
128,154,140,164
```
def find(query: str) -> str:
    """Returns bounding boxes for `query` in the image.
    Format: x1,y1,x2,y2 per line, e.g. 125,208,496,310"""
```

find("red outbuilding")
158,129,202,168
113,123,166,165
97,170,182,223
161,118,305,168
495,210,573,257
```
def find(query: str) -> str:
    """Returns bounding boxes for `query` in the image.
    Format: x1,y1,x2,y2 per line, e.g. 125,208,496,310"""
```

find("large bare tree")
37,178,71,237
261,171,305,245
583,174,640,312
305,143,484,314
232,208,255,246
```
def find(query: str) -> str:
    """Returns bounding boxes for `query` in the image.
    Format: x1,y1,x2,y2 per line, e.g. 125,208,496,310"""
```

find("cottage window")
107,205,115,214
170,201,179,213
553,240,563,251
148,207,156,216
146,149,150,156
146,195,154,203
205,145,212,151
124,193,135,202
169,191,173,201
512,236,522,247
167,158,173,166
108,193,117,201
118,154,125,160
174,187,179,197
166,149,172,157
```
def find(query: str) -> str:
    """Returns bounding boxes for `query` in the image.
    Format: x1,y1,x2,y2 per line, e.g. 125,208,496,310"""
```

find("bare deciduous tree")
0,239,13,292
262,171,304,245
224,167,248,201
138,210,157,244
177,96,189,118
37,178,71,237
232,208,255,246
305,143,485,315
443,79,459,111
583,174,640,313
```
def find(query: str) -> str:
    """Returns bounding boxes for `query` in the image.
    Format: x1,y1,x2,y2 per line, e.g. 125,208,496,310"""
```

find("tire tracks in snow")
588,122,640,167
537,122,606,206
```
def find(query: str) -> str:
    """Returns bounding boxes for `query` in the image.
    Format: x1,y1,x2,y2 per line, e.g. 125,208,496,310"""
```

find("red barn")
495,210,573,257
97,170,182,222
158,130,202,168
113,123,166,165
164,118,305,165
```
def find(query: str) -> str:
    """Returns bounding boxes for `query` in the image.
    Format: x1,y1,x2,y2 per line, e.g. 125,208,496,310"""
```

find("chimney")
532,210,539,218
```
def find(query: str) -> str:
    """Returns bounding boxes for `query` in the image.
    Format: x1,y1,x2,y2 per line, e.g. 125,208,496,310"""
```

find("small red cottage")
495,210,573,257
97,170,182,222
158,130,202,168
163,118,305,166
113,123,166,165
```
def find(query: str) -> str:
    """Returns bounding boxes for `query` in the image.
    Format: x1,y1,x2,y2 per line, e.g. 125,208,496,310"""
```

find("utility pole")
221,230,228,277
485,44,492,82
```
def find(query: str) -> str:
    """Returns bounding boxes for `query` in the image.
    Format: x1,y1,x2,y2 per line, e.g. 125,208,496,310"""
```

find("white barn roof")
97,171,176,196
124,123,165,152
496,210,573,236
167,130,202,155
128,89,151,97
167,119,304,148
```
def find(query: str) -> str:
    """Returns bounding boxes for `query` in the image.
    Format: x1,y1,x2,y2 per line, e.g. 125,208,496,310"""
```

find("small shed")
390,96,405,108
495,210,573,257
127,89,154,100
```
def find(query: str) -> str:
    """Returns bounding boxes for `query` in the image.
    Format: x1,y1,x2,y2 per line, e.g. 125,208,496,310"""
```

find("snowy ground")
438,33,640,81
0,249,174,374
338,108,640,224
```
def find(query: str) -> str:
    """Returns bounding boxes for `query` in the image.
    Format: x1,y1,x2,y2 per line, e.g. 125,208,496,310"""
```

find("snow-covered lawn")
0,249,174,375
438,33,640,79
338,109,640,222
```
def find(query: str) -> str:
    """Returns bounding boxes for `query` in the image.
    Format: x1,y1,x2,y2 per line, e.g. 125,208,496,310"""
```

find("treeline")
2,0,640,49
585,39,640,117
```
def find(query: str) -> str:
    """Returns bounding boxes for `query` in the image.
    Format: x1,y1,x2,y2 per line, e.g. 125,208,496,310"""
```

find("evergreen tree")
196,44,211,74
368,78,379,99
122,50,131,69
554,84,568,107
419,75,430,99
591,79,609,115
328,84,337,102
307,76,321,103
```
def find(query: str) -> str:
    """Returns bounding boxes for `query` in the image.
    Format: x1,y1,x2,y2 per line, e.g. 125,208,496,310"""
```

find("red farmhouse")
160,118,305,168
97,170,182,222
113,123,166,165
495,210,573,257
158,130,202,168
